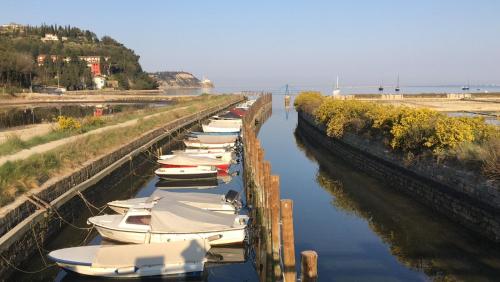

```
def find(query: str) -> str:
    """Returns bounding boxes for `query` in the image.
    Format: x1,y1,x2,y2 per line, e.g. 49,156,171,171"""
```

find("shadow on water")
293,124,500,282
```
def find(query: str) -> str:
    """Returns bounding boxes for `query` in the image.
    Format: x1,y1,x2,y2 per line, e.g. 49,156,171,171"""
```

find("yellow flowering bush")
56,116,81,131
294,91,500,180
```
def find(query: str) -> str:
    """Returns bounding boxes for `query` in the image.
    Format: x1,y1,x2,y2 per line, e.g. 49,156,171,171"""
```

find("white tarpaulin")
194,135,237,144
148,190,225,206
92,240,209,267
150,198,237,233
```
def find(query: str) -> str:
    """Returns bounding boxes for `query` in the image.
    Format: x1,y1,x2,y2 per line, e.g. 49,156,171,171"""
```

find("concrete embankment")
297,111,500,243
0,90,193,106
0,96,243,278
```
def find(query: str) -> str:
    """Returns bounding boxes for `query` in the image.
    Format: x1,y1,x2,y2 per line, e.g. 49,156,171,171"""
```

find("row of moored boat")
47,99,256,278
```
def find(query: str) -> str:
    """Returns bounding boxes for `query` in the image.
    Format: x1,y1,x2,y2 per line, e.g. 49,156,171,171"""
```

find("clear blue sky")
1,0,499,88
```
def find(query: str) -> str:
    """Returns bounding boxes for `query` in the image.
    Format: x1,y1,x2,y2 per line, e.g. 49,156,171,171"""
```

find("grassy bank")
0,94,240,206
294,92,500,181
0,96,215,157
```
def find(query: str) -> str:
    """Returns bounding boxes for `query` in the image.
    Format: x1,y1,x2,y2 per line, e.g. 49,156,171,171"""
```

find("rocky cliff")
150,71,213,89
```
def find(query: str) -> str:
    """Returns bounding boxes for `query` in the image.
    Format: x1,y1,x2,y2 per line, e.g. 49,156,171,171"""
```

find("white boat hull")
202,124,240,133
55,261,205,278
95,226,246,246
183,140,235,148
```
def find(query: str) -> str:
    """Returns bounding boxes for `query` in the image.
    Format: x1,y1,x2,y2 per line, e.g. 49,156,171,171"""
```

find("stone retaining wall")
298,111,500,243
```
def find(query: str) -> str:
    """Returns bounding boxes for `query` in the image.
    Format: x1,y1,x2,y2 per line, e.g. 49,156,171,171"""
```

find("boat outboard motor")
225,190,242,209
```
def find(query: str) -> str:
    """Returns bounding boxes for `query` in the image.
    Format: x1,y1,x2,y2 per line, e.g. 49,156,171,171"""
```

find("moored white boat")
107,190,242,215
154,166,217,180
157,155,231,172
202,119,242,133
47,240,209,278
184,139,235,149
166,150,234,163
192,135,238,144
88,198,248,246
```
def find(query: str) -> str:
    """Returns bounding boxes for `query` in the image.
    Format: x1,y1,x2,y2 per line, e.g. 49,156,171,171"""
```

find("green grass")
0,94,240,207
0,95,230,157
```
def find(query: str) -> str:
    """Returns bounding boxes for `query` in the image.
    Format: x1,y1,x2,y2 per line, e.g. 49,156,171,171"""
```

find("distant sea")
162,85,500,96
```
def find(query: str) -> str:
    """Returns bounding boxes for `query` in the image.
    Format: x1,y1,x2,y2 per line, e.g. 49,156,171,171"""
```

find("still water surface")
12,96,500,282
257,98,500,281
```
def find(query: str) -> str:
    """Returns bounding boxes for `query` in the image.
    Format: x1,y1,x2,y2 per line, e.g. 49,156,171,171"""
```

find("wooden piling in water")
281,199,296,282
300,251,318,282
270,175,282,280
242,93,318,282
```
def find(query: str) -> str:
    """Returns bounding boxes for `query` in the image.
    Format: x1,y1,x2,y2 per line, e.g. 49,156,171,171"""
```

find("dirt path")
0,107,186,167
0,123,54,144
364,98,500,112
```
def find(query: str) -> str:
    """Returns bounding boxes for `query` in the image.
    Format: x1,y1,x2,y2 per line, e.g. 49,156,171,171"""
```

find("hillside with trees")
0,23,157,92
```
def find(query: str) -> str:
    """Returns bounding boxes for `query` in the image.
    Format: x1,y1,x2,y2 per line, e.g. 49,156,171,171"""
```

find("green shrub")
82,116,105,128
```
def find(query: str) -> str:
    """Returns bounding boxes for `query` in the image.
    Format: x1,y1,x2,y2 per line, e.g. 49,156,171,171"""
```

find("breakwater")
0,96,243,279
297,111,500,243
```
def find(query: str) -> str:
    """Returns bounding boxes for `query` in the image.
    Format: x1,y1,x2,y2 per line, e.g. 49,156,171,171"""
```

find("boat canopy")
150,199,238,233
94,241,208,267
147,190,226,205
157,155,227,166
193,135,238,144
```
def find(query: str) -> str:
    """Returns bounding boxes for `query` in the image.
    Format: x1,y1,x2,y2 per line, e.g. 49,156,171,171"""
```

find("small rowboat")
183,140,235,149
189,131,239,137
154,166,217,180
47,240,209,278
157,155,231,172
202,124,241,133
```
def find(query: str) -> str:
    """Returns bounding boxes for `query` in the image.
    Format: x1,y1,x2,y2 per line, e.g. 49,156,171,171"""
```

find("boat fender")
207,234,223,242
115,266,138,274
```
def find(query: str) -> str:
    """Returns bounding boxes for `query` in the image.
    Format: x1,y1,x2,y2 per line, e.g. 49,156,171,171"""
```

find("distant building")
0,23,25,33
41,33,59,42
36,54,110,77
93,76,106,90
78,56,109,76
36,54,60,66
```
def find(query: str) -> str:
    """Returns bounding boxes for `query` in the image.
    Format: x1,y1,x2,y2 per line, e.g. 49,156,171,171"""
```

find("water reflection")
0,103,169,129
294,125,500,282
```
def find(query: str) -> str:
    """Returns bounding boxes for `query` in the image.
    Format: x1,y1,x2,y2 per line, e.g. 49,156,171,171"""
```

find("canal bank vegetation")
294,92,500,181
0,96,217,157
0,94,239,206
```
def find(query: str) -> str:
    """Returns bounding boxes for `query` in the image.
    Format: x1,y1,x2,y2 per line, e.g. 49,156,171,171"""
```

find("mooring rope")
30,222,48,266
0,254,56,274
48,205,93,231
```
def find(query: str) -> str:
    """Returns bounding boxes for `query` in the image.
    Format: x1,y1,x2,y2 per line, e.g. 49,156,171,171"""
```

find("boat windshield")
125,215,151,225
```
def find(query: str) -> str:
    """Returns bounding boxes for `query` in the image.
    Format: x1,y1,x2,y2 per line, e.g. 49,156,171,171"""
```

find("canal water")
11,95,500,282
256,97,500,281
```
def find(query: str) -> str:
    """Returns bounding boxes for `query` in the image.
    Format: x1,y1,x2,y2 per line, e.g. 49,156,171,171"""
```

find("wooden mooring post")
281,199,296,282
300,250,318,282
243,93,316,282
